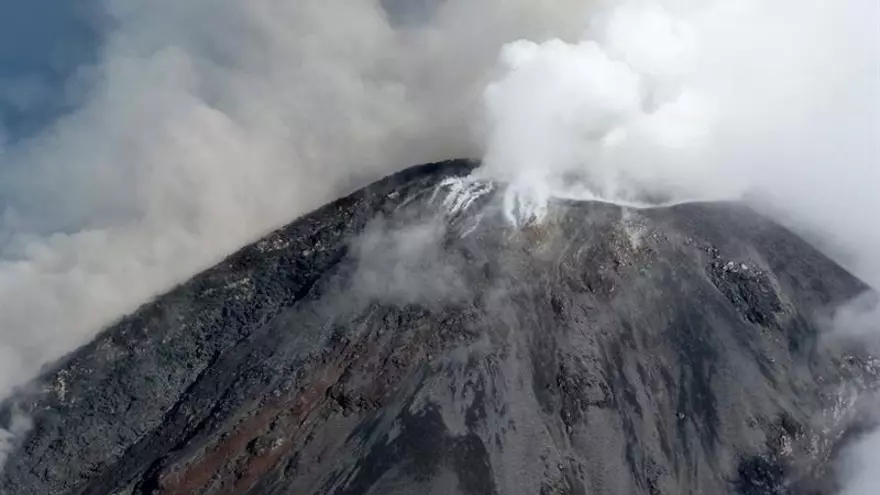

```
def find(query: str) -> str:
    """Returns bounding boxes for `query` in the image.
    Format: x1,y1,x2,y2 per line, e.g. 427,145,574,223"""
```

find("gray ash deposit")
0,160,876,494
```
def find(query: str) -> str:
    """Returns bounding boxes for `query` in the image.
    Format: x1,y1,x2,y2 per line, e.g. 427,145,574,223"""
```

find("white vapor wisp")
476,0,880,490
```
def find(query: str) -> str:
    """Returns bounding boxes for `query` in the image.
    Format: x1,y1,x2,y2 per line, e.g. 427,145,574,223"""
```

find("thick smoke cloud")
480,0,879,236
0,0,590,402
0,0,878,489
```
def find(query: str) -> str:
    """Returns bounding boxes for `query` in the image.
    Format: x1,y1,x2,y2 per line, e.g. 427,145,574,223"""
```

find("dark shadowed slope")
1,159,877,495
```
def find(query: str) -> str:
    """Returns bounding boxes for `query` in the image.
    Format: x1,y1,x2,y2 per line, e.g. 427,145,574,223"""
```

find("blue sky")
0,0,103,140
0,0,439,142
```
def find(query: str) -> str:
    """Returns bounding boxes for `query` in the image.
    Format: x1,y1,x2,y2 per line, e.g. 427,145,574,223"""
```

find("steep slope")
0,160,876,495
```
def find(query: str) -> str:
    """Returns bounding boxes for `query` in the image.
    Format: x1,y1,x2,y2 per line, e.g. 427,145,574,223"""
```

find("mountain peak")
1,160,875,495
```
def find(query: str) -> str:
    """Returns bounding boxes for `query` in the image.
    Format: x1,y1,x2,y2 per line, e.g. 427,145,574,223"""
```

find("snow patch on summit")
431,176,550,230
432,176,495,218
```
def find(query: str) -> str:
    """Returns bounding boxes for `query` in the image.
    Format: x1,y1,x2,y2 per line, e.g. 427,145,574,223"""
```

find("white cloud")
0,0,877,489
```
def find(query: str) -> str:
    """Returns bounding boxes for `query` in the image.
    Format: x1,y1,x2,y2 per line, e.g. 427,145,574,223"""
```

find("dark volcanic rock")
0,159,877,495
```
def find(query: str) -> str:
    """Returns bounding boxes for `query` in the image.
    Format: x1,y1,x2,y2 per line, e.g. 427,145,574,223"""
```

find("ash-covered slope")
0,160,876,495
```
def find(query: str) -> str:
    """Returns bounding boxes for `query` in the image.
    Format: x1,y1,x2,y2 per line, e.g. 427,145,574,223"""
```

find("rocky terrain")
0,159,877,494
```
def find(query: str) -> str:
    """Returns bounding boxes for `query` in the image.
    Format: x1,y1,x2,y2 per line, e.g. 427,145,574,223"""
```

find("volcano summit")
0,160,876,495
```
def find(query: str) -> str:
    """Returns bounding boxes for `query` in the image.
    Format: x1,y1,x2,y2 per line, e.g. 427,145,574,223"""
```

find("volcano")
0,160,876,495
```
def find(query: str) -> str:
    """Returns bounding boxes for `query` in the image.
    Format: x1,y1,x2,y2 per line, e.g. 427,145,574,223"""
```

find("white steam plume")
477,0,880,491
480,0,879,231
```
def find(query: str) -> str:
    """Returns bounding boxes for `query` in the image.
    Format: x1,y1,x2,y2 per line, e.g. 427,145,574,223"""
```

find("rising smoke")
0,0,878,489
480,0,879,230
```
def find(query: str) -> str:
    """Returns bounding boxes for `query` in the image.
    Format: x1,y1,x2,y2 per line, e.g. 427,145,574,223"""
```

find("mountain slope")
0,159,876,495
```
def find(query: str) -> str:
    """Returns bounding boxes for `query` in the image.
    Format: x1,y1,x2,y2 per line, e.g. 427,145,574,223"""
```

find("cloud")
479,0,880,230
0,408,31,471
